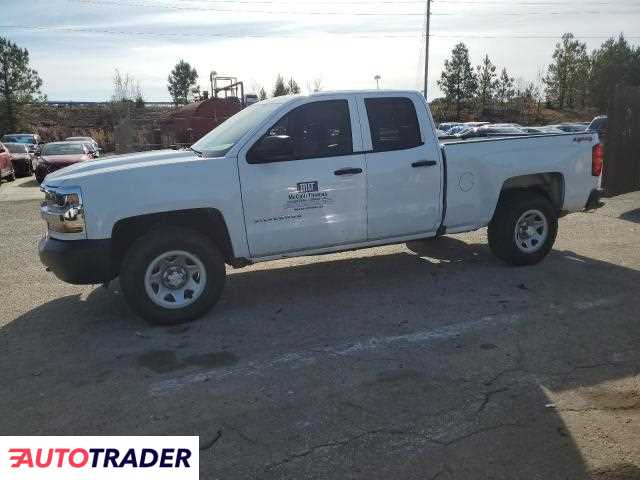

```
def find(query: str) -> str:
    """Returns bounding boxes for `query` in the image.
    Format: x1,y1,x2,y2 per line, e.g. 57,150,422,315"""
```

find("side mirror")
247,135,293,163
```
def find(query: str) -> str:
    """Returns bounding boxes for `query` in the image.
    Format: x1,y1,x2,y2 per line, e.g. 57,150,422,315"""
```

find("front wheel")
120,227,226,325
488,191,558,266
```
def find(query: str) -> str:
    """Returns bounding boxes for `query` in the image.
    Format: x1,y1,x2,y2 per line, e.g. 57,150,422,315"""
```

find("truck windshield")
192,100,284,157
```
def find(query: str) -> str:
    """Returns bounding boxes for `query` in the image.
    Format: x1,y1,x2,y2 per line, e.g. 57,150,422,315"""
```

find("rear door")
238,96,367,257
357,93,443,240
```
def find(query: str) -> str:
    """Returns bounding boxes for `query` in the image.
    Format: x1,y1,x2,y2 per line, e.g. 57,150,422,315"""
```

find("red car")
0,142,16,186
4,142,35,177
35,142,95,184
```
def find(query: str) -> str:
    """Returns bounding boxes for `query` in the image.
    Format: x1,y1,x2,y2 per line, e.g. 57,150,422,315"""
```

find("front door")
357,94,443,240
238,97,367,258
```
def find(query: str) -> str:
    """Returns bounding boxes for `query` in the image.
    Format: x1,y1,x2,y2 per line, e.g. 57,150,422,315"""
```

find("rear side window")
365,97,422,152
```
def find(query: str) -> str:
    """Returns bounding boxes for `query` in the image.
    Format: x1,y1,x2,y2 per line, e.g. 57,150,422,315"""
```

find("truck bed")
440,132,599,233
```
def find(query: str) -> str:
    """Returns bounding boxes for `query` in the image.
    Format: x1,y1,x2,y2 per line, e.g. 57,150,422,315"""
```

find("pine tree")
496,68,516,104
287,77,301,94
589,34,640,110
476,54,498,110
437,43,478,117
167,60,198,105
258,87,268,100
272,74,289,97
0,36,44,132
544,33,590,109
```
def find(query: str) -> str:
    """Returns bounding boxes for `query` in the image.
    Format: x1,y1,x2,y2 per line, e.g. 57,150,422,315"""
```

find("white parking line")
149,296,622,397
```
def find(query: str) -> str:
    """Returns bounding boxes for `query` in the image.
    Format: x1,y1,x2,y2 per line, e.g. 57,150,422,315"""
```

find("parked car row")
34,142,98,184
437,116,607,140
0,133,103,187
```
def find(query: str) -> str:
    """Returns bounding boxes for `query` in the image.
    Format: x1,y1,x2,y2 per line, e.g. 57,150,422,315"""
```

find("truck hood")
43,149,196,185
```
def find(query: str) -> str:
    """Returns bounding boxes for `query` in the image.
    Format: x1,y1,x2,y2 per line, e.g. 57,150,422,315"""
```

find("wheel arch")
496,172,565,214
111,208,238,273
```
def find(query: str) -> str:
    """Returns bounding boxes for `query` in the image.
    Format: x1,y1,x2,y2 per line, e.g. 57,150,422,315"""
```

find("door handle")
412,160,437,168
334,168,363,176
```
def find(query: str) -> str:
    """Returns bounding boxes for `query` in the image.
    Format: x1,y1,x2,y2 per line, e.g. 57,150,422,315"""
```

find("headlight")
40,186,86,235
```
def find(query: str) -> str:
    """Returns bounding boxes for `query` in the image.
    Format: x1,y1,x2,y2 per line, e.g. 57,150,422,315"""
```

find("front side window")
248,100,353,163
365,97,422,153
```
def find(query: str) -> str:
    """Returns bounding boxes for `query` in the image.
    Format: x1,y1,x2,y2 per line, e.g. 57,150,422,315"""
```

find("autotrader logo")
1,436,199,479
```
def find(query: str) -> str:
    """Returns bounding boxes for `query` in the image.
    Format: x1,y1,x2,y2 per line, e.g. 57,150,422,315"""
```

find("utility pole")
374,74,381,89
423,0,431,99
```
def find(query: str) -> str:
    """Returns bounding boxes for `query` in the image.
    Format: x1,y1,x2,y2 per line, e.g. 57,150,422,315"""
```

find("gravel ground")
1,177,640,479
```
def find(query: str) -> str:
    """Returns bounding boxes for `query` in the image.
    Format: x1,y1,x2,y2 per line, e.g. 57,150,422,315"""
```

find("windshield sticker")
286,181,333,211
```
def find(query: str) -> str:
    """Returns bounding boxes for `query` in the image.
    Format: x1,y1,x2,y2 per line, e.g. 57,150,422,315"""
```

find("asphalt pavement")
1,176,640,479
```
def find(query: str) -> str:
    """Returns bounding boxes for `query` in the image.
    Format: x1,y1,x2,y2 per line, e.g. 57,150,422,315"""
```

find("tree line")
438,33,640,118
2,32,640,132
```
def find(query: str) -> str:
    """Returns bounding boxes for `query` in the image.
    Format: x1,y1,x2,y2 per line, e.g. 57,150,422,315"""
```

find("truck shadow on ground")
620,207,640,223
17,178,38,188
2,237,640,479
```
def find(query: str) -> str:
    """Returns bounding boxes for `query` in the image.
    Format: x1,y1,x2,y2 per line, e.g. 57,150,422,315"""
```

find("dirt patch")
583,389,640,411
589,463,640,480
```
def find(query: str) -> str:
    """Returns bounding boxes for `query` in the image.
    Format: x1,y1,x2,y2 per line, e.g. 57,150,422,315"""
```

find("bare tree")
112,69,143,104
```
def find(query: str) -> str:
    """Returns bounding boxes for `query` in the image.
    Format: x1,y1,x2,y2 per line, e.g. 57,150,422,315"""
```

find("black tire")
14,162,30,178
488,191,558,266
120,227,226,325
7,168,15,182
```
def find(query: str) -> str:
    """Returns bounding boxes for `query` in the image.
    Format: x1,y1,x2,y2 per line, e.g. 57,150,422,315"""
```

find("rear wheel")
488,191,558,266
7,168,15,182
120,227,226,325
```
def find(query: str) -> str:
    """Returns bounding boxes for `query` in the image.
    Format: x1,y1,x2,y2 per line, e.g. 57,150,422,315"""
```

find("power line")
3,24,639,40
149,0,623,4
432,33,640,38
0,25,420,38
434,0,618,4
70,0,433,15
69,0,637,16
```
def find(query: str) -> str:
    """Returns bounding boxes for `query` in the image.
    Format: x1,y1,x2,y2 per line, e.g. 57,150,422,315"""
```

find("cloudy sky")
3,0,640,101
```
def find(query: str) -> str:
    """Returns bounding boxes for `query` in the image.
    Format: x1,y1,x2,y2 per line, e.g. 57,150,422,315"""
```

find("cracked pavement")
1,178,640,479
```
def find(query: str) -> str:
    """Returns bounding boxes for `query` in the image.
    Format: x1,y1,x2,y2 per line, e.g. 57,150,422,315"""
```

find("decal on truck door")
285,180,333,212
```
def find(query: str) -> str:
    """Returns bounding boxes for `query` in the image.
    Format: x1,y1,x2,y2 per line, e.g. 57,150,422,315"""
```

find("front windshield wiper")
189,147,204,157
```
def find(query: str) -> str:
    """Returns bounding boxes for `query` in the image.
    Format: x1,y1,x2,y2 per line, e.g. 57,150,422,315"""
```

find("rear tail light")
592,143,603,177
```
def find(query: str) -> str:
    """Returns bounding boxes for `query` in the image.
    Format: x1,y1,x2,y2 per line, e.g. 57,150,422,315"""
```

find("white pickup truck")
39,90,603,324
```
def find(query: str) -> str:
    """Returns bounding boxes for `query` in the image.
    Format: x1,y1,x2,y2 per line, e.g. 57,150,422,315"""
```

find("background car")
548,123,587,133
0,133,43,155
587,115,607,140
4,142,35,177
438,122,463,132
459,125,528,139
0,142,16,185
521,127,546,134
35,142,95,184
65,136,101,157
446,125,473,136
532,125,566,134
